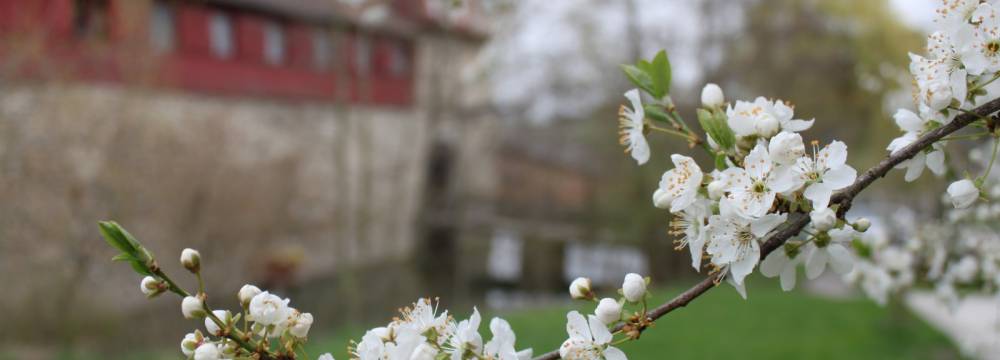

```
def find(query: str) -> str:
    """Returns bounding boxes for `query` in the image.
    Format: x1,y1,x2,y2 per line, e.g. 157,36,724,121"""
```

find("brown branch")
533,97,1000,360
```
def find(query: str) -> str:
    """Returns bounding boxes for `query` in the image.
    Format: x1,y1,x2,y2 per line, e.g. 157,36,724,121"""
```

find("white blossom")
804,228,856,279
569,277,593,300
193,342,222,360
670,198,711,271
706,199,788,285
721,143,797,218
559,311,627,360
182,296,206,319
180,248,201,273
485,317,532,360
947,179,980,208
594,298,622,325
887,108,948,182
768,131,806,166
238,284,262,307
760,245,803,291
701,83,725,108
652,154,704,213
621,273,646,303
287,310,314,338
618,89,650,165
448,308,483,360
791,140,857,210
955,2,1000,76
726,97,814,139
249,291,291,326
810,207,837,231
318,353,335,360
412,342,439,360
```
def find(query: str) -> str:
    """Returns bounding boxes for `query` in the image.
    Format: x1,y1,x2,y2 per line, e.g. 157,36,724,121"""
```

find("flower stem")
980,135,1000,182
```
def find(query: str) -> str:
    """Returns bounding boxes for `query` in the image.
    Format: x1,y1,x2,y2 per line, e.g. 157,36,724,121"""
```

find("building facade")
0,0,501,348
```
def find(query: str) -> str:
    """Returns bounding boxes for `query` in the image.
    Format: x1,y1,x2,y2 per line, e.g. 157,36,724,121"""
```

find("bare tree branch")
533,97,1000,360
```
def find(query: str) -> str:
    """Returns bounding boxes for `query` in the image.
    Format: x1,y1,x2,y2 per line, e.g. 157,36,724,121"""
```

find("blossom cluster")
348,298,532,360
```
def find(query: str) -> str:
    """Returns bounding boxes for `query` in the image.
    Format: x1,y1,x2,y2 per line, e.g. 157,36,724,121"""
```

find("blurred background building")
0,0,965,358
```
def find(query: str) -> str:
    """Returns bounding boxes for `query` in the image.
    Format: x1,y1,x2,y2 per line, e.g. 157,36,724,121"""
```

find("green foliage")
622,50,672,99
98,220,153,276
697,108,736,151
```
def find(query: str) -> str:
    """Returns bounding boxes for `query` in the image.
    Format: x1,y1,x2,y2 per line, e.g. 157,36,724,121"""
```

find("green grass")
306,278,959,360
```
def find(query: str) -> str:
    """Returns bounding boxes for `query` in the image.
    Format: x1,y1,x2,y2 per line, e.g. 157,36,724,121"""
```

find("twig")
532,97,1000,360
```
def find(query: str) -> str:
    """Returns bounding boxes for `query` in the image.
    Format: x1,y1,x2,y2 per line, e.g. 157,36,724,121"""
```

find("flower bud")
238,284,262,307
140,276,165,298
204,310,229,336
852,218,871,232
249,291,290,326
194,342,221,360
707,180,726,200
568,277,593,300
810,207,836,231
652,188,674,209
947,179,979,209
318,354,335,360
181,248,201,273
594,298,622,325
410,342,439,360
288,311,314,338
622,273,647,303
701,83,724,108
182,296,207,319
754,113,780,138
181,331,204,357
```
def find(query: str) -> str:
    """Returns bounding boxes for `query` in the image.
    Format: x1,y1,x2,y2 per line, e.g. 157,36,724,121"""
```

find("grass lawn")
305,278,959,360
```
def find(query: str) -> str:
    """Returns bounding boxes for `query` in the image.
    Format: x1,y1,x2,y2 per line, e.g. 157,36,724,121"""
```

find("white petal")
566,311,589,339
751,213,787,238
588,315,612,345
805,246,829,280
893,109,923,133
804,183,833,210
822,165,857,190
821,141,848,168
768,165,798,193
826,244,855,274
729,242,760,285
780,262,797,291
951,69,968,105
926,150,946,176
760,250,788,278
727,274,748,299
744,144,773,181
903,152,926,182
782,118,814,132
630,133,650,165
604,347,628,360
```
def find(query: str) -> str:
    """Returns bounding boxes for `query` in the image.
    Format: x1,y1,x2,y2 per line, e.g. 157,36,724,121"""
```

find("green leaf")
129,260,153,276
697,108,736,151
98,221,137,256
714,152,728,170
643,105,671,124
650,50,671,97
621,64,658,98
111,253,136,262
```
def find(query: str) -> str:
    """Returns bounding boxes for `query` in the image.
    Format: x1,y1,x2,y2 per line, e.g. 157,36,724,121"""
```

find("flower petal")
588,315,612,345
822,165,857,190
760,250,788,278
926,150,946,176
804,183,833,210
827,244,855,274
565,311,589,339
780,262,797,291
903,152,926,182
805,246,828,280
744,144,772,181
751,213,787,238
604,347,628,360
729,242,760,285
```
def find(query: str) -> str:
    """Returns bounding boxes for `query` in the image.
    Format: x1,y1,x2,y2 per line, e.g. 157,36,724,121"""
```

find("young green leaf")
621,64,657,98
643,105,671,124
650,50,671,98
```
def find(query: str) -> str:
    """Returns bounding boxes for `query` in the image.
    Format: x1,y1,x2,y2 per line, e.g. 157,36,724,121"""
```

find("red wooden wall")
0,0,416,106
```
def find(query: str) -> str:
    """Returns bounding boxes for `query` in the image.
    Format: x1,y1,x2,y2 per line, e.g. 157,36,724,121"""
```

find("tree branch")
533,97,1000,360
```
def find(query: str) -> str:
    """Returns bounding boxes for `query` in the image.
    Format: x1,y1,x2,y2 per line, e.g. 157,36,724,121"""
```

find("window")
263,20,286,65
149,1,175,54
389,41,411,77
354,35,371,74
209,12,234,59
73,0,110,40
312,29,333,70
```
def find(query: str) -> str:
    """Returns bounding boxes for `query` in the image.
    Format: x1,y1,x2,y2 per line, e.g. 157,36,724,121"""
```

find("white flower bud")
701,83,725,108
182,296,206,319
205,310,228,336
181,248,201,273
194,342,221,360
410,342,439,360
926,80,952,110
249,291,290,326
594,298,622,325
288,311,314,338
652,188,674,209
768,131,805,166
318,354,335,360
947,179,979,209
181,331,203,357
754,113,780,138
622,273,647,303
853,218,871,232
371,326,391,340
569,277,593,300
810,207,837,231
140,276,164,297
238,284,262,307
707,180,726,200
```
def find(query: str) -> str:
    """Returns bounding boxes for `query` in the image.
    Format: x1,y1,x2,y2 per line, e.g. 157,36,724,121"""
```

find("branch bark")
533,97,1000,360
